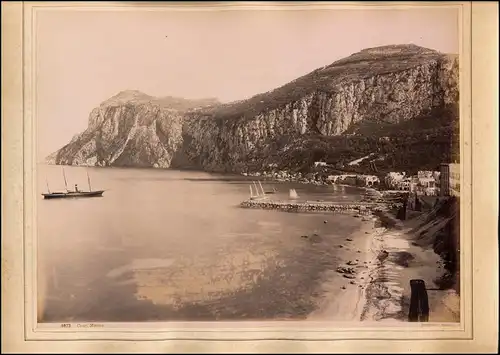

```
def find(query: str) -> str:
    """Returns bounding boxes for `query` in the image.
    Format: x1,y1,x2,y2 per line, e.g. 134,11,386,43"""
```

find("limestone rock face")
50,45,459,172
52,91,217,168
178,45,459,172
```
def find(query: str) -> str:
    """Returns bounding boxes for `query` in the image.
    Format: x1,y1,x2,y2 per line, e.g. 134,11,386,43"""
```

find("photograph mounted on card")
20,1,473,342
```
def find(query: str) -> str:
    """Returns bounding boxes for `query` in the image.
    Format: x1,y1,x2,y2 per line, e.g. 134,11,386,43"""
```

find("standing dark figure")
414,192,422,211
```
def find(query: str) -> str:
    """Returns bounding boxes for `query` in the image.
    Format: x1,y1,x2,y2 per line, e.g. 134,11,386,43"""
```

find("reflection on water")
106,258,176,278
37,164,365,322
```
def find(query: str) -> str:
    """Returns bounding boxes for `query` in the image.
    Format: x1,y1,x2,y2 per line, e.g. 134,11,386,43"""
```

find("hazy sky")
35,5,460,159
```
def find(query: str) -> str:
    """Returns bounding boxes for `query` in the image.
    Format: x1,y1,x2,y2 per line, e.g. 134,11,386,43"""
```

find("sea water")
36,164,367,322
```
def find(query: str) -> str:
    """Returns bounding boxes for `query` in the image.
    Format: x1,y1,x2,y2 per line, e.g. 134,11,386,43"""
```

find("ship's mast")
62,168,68,192
87,170,92,192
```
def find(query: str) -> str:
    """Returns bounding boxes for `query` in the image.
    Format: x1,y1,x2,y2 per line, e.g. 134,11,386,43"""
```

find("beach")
309,210,460,323
363,223,460,323
307,216,382,321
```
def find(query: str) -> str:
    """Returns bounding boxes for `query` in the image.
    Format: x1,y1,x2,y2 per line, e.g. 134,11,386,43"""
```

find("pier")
240,199,388,214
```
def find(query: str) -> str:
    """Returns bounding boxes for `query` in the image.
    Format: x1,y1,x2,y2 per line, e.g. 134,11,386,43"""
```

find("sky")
35,5,460,160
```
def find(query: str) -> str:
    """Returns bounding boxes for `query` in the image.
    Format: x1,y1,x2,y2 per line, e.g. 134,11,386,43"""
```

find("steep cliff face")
50,45,459,173
51,91,218,168
179,45,458,172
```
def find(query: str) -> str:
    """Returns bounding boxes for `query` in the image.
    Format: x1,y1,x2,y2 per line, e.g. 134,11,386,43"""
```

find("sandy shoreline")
361,224,460,323
308,212,460,323
307,215,384,321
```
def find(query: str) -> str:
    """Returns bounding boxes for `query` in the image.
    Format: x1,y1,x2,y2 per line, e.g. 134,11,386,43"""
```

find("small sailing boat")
265,188,278,194
42,168,105,199
289,188,299,199
249,180,269,201
260,181,278,194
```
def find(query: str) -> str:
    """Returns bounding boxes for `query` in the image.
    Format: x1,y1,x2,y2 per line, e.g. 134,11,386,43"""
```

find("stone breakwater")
240,199,388,214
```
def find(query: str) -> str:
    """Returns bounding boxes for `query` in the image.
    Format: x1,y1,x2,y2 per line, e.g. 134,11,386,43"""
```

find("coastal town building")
314,161,327,167
439,163,460,197
328,174,380,187
432,171,441,183
327,174,357,185
440,163,450,196
384,172,406,189
418,177,436,188
356,175,380,187
415,177,438,196
417,171,434,179
415,172,439,196
326,166,449,196
400,178,411,191
449,164,460,197
384,170,440,195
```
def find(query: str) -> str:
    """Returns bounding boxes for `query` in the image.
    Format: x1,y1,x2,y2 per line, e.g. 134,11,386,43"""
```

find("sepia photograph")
2,1,498,352
34,3,462,326
28,2,468,323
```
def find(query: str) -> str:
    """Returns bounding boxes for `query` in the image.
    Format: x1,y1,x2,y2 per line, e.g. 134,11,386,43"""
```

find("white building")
400,178,411,191
314,161,327,167
357,175,380,187
328,174,357,184
384,172,406,189
410,173,440,196
417,177,438,196
417,171,434,179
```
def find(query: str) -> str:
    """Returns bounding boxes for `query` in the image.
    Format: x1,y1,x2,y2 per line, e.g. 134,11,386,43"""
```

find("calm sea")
36,164,366,322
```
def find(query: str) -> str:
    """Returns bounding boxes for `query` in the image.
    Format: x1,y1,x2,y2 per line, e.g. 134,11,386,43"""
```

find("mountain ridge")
100,90,220,110
48,44,460,175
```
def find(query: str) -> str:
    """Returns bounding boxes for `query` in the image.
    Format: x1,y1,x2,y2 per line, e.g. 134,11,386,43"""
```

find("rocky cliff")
49,44,459,174
50,91,219,168
411,196,460,292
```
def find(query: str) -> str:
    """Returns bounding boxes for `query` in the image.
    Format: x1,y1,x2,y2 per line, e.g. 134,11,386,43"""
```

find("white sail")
252,181,260,196
249,181,270,200
258,181,265,195
289,188,298,199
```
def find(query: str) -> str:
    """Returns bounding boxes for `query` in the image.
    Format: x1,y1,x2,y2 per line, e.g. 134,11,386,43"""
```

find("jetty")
240,199,388,214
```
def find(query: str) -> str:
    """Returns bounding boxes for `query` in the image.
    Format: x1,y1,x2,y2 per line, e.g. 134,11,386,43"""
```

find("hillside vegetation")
194,45,452,123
